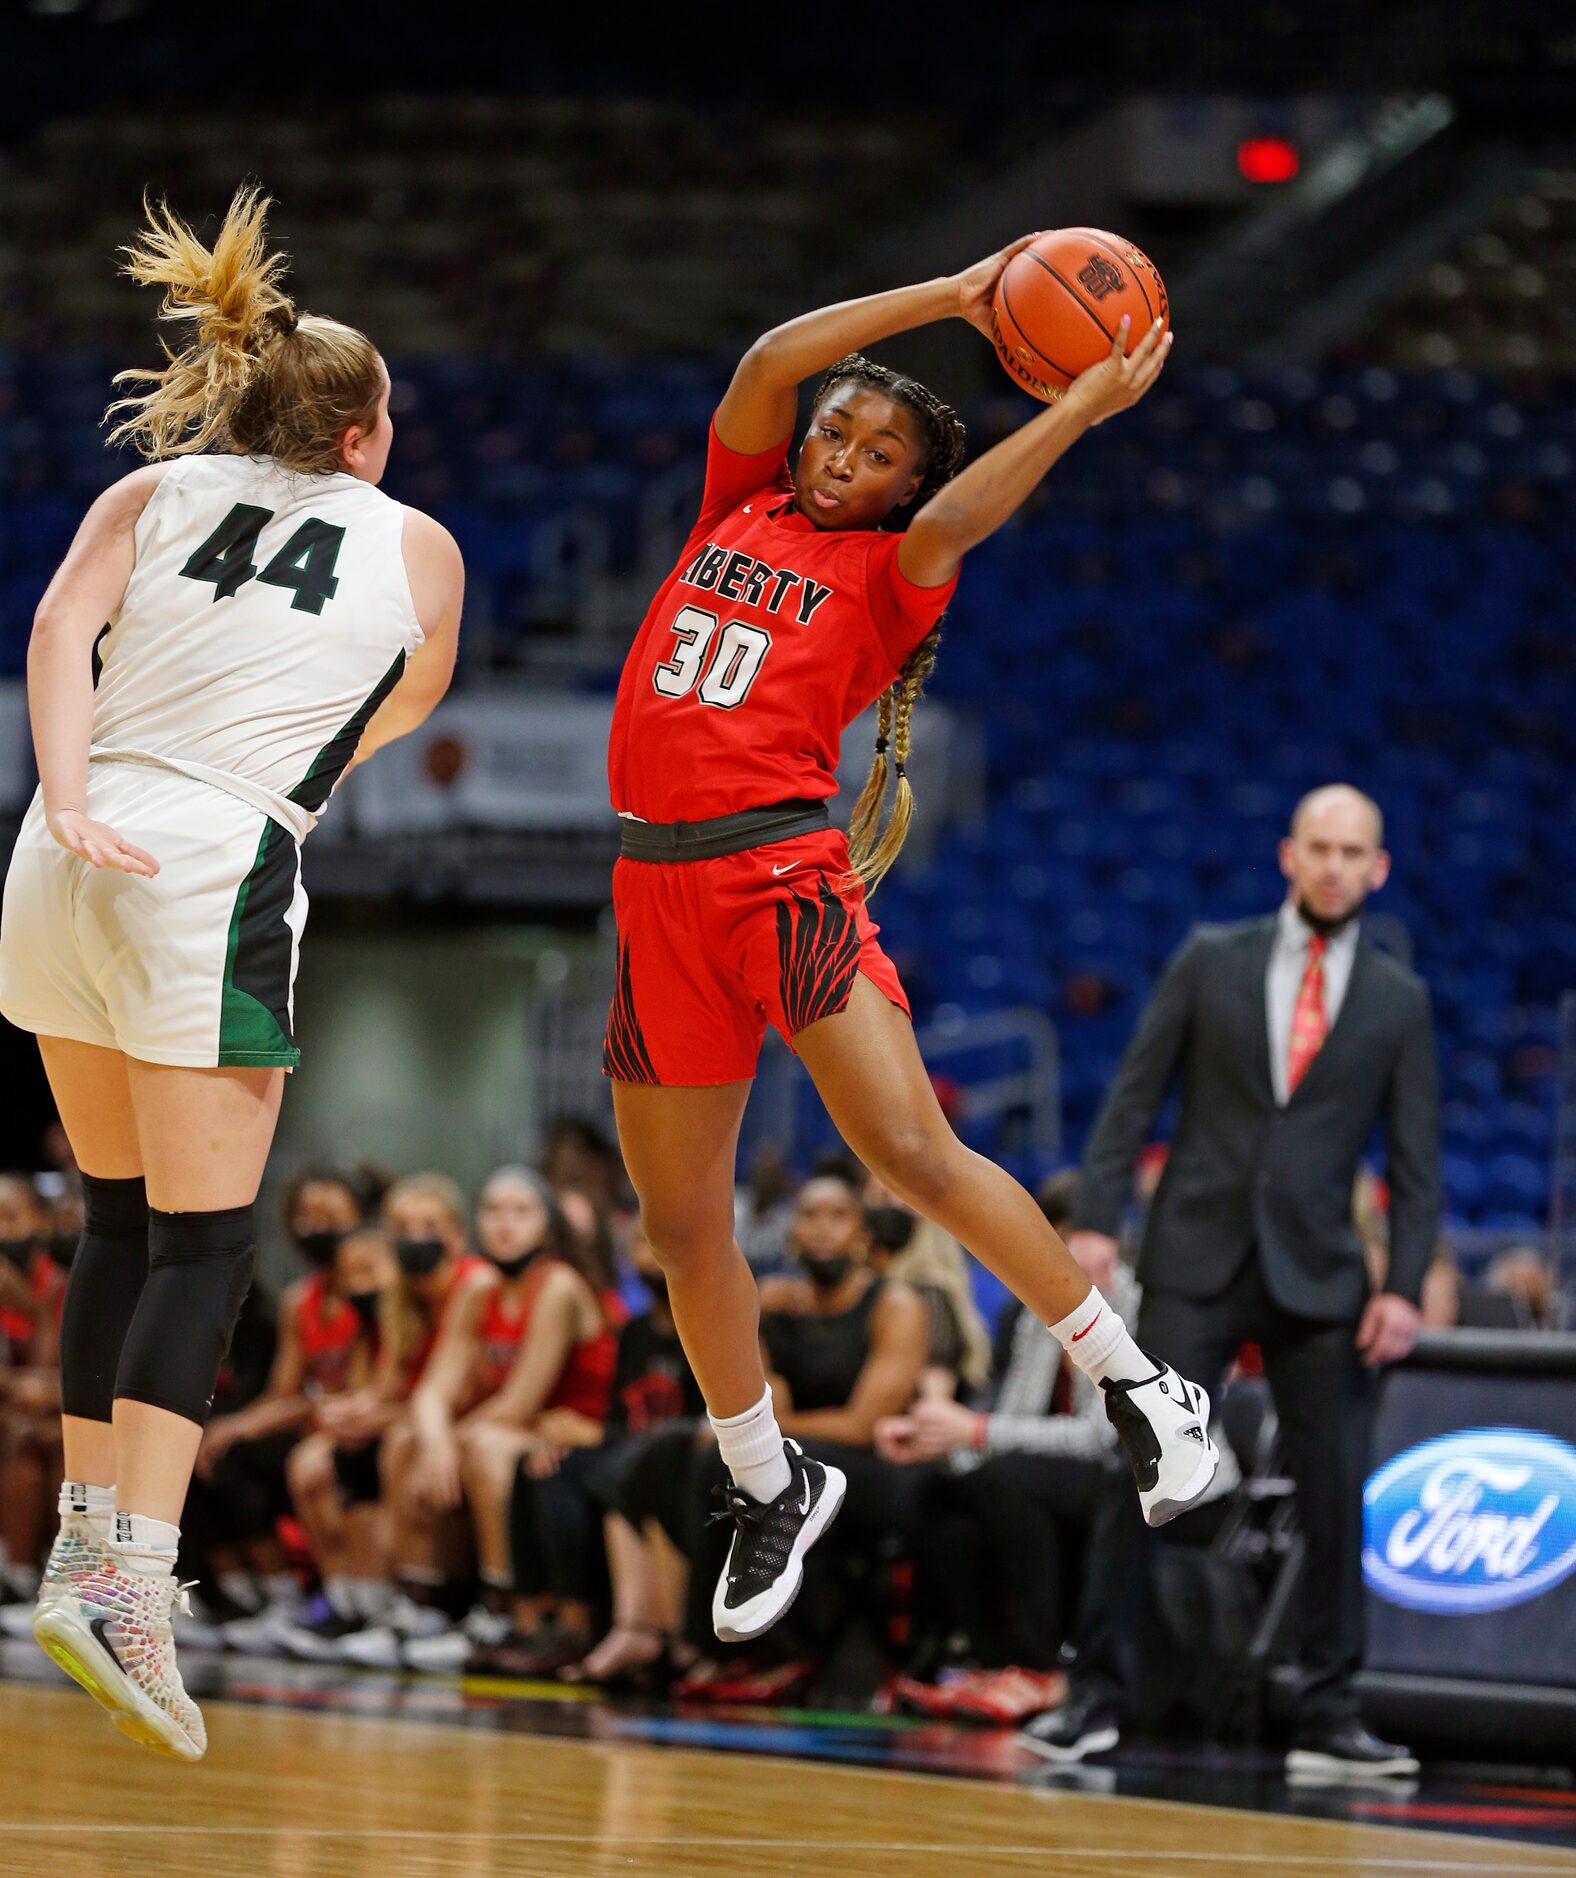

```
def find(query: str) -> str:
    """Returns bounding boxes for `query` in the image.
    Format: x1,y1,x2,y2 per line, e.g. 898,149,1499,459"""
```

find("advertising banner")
1364,1365,1576,1687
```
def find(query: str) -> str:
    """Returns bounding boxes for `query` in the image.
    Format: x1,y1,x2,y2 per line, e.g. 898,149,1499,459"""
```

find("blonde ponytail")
106,184,382,475
845,628,940,893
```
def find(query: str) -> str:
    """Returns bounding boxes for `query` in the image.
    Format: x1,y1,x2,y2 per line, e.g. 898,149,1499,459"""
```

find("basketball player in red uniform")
606,236,1217,1641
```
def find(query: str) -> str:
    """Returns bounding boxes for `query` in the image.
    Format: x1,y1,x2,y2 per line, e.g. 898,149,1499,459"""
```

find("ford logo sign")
1363,1427,1576,1615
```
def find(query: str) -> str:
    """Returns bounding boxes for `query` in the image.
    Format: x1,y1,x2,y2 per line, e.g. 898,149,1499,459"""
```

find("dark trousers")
911,1452,1109,1671
1077,1255,1375,1729
178,1430,297,1581
509,1445,611,1612
587,1422,702,1545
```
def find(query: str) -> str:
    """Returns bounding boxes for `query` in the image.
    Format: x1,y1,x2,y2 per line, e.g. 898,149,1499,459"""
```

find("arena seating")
2,357,1568,1228
0,100,944,364
1379,164,1576,372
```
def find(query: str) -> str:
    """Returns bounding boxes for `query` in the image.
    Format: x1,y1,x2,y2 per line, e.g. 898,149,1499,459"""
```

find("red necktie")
1286,933,1329,1095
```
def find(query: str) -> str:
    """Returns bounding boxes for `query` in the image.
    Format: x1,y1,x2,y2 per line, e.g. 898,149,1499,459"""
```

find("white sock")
60,1480,116,1543
109,1511,180,1578
709,1387,791,1504
1049,1287,1154,1386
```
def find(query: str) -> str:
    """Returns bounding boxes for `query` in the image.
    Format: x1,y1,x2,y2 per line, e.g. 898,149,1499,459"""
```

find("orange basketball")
991,228,1169,402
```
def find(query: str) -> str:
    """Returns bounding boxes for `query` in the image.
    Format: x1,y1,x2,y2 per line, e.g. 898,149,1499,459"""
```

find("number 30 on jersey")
652,604,771,710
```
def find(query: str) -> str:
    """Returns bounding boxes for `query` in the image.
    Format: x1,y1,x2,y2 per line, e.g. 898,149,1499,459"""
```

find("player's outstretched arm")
898,315,1173,589
341,508,464,780
713,235,1041,456
28,464,170,875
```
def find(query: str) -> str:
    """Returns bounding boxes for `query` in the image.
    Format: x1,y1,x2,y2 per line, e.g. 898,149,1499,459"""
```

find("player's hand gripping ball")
990,228,1169,402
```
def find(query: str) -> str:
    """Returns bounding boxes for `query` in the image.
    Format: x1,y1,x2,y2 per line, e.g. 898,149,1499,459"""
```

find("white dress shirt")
1266,900,1360,1106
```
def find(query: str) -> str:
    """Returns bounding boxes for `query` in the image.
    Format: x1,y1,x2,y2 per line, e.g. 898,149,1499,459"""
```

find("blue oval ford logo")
1363,1427,1576,1614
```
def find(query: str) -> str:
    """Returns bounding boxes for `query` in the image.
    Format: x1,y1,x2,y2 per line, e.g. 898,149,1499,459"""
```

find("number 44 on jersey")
180,502,345,616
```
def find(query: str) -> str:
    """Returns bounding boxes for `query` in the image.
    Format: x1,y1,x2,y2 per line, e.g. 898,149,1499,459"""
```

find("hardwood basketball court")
3,1679,1574,1877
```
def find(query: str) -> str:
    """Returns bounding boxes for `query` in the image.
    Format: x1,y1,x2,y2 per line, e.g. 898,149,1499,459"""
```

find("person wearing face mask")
367,1168,624,1674
675,1170,929,1698
0,1174,65,1611
181,1174,381,1650
282,1173,485,1663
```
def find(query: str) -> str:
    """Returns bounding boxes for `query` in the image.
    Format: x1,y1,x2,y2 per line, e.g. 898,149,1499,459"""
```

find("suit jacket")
1072,916,1441,1322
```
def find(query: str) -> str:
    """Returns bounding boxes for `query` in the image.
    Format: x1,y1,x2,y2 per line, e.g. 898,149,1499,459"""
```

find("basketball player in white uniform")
0,186,464,1759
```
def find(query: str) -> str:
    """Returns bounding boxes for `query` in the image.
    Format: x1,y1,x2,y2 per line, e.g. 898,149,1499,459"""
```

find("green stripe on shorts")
218,820,302,1068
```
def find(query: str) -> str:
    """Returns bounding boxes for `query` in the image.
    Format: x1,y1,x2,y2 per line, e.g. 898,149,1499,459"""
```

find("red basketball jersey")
0,1252,64,1367
470,1261,626,1416
608,424,957,822
293,1272,361,1398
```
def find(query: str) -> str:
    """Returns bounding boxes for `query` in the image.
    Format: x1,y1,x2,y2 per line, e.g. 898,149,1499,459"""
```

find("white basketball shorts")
0,763,305,1069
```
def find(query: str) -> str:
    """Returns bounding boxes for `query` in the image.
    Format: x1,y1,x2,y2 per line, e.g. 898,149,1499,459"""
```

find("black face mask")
803,1253,854,1291
47,1231,79,1271
296,1228,344,1269
347,1289,383,1332
396,1237,446,1278
865,1206,916,1255
488,1247,541,1281
0,1237,35,1271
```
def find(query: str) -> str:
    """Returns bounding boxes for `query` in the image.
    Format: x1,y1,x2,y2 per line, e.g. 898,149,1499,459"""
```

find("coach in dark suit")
1024,785,1440,1776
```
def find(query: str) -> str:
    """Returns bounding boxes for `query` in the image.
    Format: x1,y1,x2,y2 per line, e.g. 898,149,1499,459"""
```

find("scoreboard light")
1237,136,1301,183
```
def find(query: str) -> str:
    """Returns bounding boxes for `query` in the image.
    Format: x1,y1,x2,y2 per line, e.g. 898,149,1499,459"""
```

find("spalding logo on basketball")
989,303,1062,402
1362,1428,1576,1614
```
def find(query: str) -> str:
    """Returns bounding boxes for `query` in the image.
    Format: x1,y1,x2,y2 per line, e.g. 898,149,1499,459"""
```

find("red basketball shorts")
602,827,909,1087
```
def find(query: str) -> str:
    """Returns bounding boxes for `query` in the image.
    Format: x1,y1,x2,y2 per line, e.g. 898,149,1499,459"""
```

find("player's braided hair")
813,355,965,892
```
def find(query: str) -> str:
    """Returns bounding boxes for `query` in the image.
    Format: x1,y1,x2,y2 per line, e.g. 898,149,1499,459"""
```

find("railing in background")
745,1002,1062,1172
524,928,1062,1178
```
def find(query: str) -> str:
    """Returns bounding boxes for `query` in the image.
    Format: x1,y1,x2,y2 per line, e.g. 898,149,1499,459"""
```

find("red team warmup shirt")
294,1272,363,1397
604,424,956,1085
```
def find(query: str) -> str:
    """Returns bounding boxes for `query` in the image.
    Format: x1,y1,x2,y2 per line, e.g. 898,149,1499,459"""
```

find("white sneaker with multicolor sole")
33,1563,207,1761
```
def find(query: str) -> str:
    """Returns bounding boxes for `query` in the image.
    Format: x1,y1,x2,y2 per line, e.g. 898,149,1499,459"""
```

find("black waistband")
618,799,829,863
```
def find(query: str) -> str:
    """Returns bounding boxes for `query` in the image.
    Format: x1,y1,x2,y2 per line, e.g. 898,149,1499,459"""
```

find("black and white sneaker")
280,1596,368,1663
1018,1681,1123,1763
1286,1720,1420,1781
709,1440,846,1644
1101,1357,1219,1527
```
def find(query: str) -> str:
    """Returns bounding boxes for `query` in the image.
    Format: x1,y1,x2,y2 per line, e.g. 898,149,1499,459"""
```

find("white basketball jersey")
90,454,425,835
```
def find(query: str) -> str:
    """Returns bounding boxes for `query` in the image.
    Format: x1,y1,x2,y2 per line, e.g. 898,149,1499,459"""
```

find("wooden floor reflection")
3,1683,1574,1878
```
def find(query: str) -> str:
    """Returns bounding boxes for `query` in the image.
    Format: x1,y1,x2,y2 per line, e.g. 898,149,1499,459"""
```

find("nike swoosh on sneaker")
772,862,802,877
797,1477,812,1515
89,1614,126,1673
1071,1310,1102,1342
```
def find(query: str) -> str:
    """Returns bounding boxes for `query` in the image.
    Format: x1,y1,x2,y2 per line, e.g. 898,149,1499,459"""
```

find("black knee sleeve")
114,1204,256,1428
59,1174,150,1425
